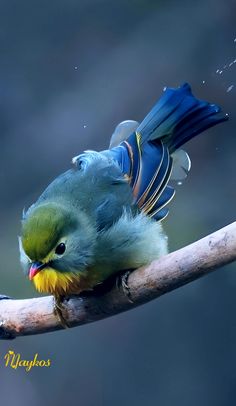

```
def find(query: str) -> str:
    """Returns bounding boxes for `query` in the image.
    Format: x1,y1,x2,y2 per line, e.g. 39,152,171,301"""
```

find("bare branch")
0,221,235,339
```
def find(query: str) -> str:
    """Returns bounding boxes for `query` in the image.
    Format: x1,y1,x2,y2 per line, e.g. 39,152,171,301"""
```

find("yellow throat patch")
33,267,82,295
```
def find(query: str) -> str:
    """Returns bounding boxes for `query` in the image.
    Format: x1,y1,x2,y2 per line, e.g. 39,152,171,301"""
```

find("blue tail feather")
108,83,228,221
137,83,227,152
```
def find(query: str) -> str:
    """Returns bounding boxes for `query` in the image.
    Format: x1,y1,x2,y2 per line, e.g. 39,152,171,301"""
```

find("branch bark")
0,221,236,339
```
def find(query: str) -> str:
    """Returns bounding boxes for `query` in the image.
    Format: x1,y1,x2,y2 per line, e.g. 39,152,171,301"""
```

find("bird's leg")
53,294,70,329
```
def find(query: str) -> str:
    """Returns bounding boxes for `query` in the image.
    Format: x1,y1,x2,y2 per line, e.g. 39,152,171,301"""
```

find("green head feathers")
22,203,77,261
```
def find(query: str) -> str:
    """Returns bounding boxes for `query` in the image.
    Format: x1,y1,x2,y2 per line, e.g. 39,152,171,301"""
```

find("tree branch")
0,221,236,339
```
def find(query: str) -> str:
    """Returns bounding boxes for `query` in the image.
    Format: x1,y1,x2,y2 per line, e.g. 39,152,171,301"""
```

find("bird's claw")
117,270,134,303
53,296,70,329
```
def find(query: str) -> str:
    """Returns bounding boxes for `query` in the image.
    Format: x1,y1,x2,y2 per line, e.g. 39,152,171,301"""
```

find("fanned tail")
108,83,228,221
136,83,227,153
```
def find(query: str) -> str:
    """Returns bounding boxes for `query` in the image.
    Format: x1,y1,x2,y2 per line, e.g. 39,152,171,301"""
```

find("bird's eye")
55,243,66,256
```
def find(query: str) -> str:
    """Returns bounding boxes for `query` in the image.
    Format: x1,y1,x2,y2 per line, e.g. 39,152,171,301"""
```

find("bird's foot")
117,270,134,303
53,295,70,329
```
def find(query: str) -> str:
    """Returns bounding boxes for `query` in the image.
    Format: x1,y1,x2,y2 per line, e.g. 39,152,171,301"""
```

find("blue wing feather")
106,83,228,221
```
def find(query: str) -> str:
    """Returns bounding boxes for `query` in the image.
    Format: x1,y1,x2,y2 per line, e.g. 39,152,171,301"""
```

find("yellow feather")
32,266,103,296
33,267,82,295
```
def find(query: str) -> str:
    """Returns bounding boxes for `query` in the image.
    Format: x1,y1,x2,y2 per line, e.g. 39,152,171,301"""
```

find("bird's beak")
29,262,46,280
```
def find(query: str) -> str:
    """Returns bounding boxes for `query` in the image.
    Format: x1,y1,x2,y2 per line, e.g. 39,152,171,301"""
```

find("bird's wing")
106,135,175,221
109,120,139,148
109,119,192,184
170,149,191,181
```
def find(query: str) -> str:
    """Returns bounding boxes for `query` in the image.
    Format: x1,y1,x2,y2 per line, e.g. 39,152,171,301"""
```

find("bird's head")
19,202,96,294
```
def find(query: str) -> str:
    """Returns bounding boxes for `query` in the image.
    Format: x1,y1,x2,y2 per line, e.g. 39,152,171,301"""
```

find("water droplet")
219,70,223,74
177,181,182,186
227,85,234,93
216,69,220,73
163,86,167,91
202,80,205,84
225,113,229,117
229,59,236,67
74,66,78,70
83,125,87,128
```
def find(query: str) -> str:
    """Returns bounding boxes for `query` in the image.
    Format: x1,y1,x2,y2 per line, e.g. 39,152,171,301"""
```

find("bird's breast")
32,266,105,295
33,267,82,295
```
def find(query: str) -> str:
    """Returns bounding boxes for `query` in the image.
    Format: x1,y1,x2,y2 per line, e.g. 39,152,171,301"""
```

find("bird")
19,83,228,327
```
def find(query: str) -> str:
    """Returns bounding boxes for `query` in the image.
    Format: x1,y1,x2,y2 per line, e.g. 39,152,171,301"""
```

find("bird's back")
34,152,135,231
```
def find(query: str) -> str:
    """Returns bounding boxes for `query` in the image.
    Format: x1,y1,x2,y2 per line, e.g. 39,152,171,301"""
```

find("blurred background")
0,0,236,405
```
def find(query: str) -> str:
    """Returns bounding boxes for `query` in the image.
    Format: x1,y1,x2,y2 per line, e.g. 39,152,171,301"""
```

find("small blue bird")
19,83,228,325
